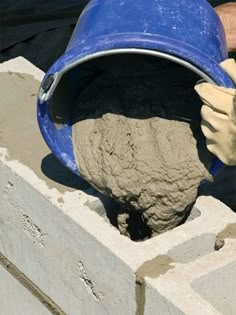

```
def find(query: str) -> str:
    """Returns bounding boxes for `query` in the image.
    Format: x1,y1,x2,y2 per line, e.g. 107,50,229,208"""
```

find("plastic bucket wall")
37,0,235,177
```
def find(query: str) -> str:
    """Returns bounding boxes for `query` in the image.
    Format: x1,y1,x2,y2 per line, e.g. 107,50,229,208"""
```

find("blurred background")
0,0,232,71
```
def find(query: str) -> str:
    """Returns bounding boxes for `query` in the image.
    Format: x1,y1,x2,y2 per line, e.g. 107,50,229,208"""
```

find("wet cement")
215,223,236,250
72,58,213,237
135,255,174,315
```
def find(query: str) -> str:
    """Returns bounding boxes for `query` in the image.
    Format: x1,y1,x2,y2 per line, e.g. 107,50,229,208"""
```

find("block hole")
192,261,236,315
167,233,216,263
85,191,201,242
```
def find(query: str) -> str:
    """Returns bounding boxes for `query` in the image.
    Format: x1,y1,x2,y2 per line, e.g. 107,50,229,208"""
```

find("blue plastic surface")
37,0,235,178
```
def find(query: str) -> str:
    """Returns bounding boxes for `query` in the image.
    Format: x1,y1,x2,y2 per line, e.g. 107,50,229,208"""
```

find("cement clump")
72,58,212,238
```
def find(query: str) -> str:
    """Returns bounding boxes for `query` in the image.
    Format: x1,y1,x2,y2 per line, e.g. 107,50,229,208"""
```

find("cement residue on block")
72,55,212,238
0,70,88,194
215,223,236,250
135,255,174,315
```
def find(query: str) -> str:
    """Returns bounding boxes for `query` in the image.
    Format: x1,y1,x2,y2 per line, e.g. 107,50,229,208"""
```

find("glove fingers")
195,83,235,116
201,119,217,140
206,139,233,166
220,59,236,84
201,105,226,130
206,140,221,160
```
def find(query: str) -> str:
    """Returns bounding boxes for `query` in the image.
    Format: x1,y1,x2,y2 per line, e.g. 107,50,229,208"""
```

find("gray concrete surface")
0,264,52,315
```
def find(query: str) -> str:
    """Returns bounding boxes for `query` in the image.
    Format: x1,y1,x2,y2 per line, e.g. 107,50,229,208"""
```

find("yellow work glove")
195,58,236,166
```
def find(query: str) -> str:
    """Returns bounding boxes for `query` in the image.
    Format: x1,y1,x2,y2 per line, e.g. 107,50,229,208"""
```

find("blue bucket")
37,0,234,178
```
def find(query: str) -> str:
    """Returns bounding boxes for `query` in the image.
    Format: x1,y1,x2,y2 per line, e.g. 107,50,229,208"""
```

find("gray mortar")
72,56,213,238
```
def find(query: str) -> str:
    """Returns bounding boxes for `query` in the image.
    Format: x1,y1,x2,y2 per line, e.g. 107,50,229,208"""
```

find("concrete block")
0,264,51,315
0,56,44,81
0,57,236,315
192,260,236,315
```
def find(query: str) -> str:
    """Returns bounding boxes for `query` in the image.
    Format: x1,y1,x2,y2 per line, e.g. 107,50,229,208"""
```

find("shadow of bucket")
37,0,235,179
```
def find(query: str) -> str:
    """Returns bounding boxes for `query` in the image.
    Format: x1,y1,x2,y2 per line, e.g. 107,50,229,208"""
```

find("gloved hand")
195,58,236,166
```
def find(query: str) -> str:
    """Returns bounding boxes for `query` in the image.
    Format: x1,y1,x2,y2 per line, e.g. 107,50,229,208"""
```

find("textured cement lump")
72,60,212,237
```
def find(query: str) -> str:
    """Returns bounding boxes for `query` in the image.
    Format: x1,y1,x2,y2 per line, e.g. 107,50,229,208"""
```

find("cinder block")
0,264,51,315
0,57,235,315
192,260,236,315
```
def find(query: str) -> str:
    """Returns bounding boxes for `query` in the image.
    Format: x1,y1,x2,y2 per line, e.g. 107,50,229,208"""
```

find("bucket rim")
39,47,216,103
38,33,234,104
38,35,234,177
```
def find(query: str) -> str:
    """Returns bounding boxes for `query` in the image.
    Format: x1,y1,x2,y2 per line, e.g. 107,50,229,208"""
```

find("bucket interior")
50,53,206,124
49,52,212,169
